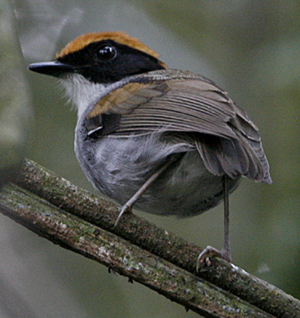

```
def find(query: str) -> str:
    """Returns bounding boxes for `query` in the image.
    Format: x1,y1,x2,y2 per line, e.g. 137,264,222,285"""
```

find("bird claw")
196,246,231,271
114,203,132,227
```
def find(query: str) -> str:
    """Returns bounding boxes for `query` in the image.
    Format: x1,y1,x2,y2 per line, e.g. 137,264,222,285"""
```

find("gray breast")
75,128,240,217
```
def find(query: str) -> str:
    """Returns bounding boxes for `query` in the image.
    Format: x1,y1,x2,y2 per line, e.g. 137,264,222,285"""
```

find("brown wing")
88,69,272,183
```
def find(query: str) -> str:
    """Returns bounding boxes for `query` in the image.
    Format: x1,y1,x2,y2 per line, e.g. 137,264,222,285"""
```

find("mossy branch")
0,158,299,317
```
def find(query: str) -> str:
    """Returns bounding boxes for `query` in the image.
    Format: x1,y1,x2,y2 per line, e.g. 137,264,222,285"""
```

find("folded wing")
88,69,272,184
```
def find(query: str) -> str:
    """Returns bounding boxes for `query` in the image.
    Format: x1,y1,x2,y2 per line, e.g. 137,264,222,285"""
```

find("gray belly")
76,133,240,217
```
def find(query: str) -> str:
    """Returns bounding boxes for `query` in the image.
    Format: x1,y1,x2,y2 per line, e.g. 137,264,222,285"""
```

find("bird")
28,31,272,269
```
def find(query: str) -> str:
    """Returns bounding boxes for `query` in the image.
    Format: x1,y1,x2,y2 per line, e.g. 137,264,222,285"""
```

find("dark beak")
28,61,75,78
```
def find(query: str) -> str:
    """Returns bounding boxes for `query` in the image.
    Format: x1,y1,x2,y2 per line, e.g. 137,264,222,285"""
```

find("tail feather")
195,132,272,184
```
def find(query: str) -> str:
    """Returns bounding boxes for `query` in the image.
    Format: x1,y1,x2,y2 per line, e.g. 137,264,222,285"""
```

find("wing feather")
89,69,271,183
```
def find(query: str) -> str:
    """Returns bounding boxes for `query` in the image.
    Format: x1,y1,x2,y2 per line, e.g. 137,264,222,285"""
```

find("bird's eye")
97,45,116,61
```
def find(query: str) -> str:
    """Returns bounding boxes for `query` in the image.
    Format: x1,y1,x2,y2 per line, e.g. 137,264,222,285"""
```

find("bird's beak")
28,61,75,78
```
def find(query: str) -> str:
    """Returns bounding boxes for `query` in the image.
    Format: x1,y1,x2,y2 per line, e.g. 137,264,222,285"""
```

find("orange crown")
56,31,162,61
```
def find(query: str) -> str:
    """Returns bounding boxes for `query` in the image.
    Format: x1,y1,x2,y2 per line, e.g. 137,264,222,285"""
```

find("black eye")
97,45,116,61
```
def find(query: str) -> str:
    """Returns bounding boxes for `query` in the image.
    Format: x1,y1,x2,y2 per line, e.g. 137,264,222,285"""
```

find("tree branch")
0,158,299,317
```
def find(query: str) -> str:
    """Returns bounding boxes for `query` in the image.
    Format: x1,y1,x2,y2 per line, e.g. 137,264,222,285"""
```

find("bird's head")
28,31,166,116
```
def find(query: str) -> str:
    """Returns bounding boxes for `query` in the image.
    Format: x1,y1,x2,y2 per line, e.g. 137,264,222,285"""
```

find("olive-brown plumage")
28,31,272,267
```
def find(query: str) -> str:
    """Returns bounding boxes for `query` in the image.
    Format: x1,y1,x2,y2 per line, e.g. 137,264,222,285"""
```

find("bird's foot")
196,246,232,271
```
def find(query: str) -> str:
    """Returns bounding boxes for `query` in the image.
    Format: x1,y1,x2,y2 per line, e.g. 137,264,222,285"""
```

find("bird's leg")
196,175,232,271
221,174,231,261
114,159,174,227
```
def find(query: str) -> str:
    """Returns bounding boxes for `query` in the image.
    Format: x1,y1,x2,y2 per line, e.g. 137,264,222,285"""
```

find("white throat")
59,74,111,118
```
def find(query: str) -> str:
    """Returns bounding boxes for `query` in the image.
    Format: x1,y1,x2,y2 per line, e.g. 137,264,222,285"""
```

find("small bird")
29,31,272,269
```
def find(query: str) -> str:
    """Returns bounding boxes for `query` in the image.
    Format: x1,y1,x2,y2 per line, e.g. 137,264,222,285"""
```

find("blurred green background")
1,0,300,317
